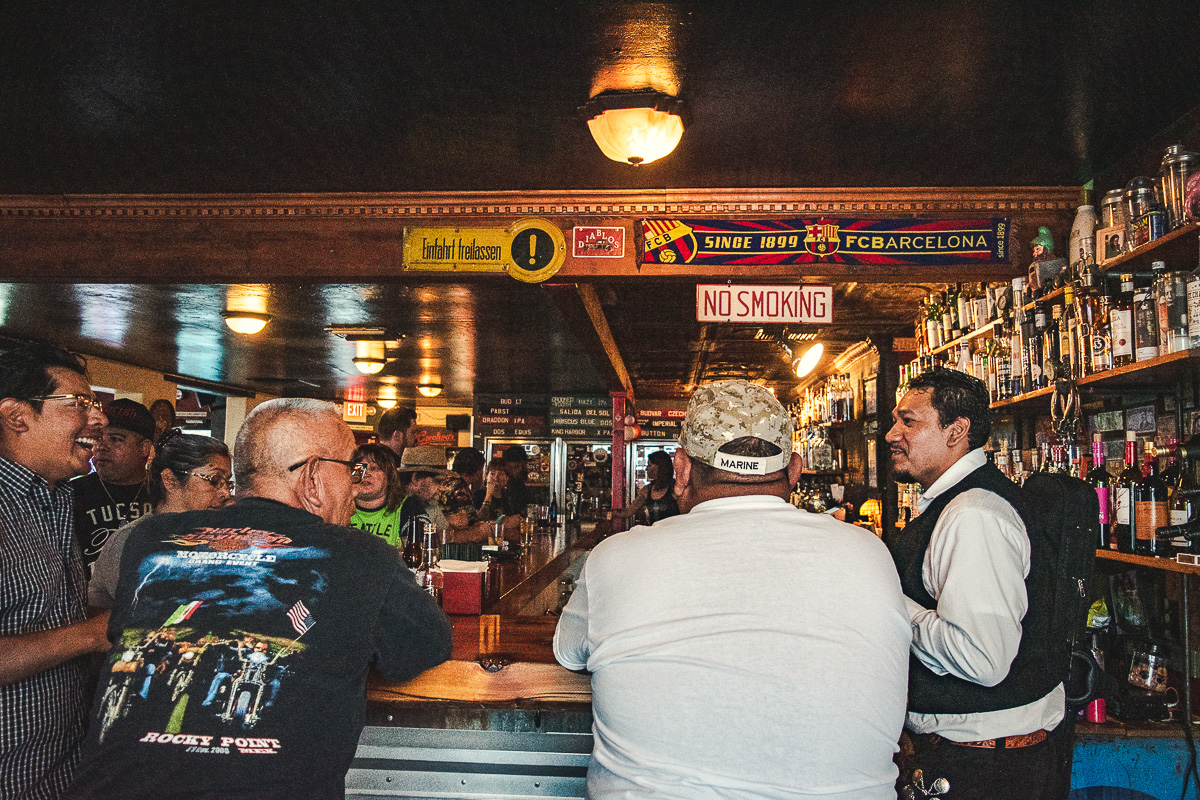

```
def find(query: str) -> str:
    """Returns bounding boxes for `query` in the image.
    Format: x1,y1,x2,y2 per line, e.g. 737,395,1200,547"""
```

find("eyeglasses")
28,393,104,413
185,471,234,493
287,457,367,484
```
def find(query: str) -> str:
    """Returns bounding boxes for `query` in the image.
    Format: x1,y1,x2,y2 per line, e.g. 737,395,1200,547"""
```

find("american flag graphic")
286,600,315,636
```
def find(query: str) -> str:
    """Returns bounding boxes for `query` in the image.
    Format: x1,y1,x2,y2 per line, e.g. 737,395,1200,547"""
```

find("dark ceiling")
1,1,1199,407
3,0,1200,193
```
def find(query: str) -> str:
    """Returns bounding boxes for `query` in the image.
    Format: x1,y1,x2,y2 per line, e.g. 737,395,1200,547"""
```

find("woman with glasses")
89,430,233,609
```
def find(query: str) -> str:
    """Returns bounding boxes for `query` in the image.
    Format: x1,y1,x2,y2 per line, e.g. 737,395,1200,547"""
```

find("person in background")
71,399,155,572
148,399,176,444
617,449,680,525
65,397,452,800
884,367,1064,800
499,444,533,517
376,406,419,463
0,342,112,798
450,447,486,509
88,430,233,610
478,456,509,521
395,445,452,546
350,443,407,548
554,379,910,799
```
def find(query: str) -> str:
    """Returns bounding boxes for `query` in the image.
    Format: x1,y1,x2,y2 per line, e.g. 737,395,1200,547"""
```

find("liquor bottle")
957,282,972,334
1134,443,1169,556
941,290,954,342
1011,277,1031,396
1110,274,1136,367
1030,306,1048,388
1044,306,1062,384
1060,289,1077,379
995,322,1013,401
1087,434,1114,549
1074,275,1094,378
1133,286,1159,362
1167,449,1193,552
974,282,991,330
1114,431,1139,553
1091,280,1114,373
1152,261,1171,356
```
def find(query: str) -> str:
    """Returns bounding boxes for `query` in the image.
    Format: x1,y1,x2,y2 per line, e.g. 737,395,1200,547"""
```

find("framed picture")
1098,225,1125,265
863,376,877,417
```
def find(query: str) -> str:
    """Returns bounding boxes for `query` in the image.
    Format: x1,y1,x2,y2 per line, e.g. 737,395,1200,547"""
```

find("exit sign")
696,284,833,324
343,402,366,423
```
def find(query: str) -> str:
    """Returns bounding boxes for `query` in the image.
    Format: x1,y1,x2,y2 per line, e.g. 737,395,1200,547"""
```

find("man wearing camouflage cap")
554,379,910,799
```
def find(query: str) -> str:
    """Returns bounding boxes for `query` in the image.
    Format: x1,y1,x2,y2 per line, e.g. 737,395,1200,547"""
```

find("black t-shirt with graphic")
70,473,152,571
65,497,452,800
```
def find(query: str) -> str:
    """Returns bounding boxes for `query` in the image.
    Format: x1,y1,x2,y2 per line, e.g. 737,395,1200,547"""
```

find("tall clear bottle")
1110,274,1136,367
1087,434,1114,549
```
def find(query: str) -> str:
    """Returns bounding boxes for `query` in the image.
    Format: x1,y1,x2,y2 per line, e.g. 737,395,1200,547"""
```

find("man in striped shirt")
0,343,113,798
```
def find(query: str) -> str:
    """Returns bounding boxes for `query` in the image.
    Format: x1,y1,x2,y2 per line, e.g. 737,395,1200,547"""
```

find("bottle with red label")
1134,442,1169,556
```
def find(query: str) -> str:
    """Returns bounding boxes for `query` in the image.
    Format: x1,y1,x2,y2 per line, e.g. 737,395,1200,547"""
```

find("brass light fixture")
581,90,684,165
223,285,272,334
417,382,443,398
352,340,387,375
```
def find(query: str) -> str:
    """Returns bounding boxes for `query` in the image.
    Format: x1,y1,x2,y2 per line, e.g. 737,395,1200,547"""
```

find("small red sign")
417,428,457,447
572,226,625,259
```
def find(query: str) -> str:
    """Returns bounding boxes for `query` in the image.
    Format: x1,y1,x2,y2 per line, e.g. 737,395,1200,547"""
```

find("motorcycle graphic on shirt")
95,526,324,754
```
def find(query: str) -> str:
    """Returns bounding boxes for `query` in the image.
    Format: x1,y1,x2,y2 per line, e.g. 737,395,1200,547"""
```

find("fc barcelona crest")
804,221,840,255
642,219,698,264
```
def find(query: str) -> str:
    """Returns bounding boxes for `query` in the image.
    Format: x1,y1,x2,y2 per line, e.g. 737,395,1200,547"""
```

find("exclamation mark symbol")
528,233,537,265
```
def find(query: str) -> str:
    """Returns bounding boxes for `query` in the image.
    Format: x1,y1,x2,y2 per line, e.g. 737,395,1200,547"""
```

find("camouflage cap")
678,379,793,475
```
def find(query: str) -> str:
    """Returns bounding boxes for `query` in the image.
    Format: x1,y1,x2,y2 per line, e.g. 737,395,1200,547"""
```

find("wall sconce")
352,340,387,375
793,343,824,377
581,90,684,165
417,382,443,398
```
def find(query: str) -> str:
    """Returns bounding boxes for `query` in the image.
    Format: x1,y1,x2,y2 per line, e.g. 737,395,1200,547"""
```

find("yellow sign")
402,218,566,283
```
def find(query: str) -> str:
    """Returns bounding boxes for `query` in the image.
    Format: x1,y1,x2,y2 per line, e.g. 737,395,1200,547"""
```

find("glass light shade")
794,343,824,377
587,107,683,165
376,398,397,409
354,358,385,375
417,383,443,398
222,312,271,335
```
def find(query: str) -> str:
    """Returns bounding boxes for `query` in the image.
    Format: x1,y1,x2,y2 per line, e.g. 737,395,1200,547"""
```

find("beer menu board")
548,395,612,439
474,394,550,439
637,408,685,440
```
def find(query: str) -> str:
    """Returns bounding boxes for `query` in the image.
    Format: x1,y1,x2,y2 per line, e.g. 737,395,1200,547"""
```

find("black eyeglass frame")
287,457,367,484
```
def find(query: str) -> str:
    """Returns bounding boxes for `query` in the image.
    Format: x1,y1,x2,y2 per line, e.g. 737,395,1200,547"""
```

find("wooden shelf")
1022,285,1065,311
1099,221,1200,274
990,349,1200,411
990,386,1054,413
1096,548,1200,575
930,319,1000,356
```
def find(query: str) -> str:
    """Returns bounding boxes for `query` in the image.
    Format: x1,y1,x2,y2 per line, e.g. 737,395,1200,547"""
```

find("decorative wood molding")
0,187,1081,219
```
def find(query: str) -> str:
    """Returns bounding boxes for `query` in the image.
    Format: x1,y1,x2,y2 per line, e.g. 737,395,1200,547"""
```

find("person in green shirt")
350,444,407,547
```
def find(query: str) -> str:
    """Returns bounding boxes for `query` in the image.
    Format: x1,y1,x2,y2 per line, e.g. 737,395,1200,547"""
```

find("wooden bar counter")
364,521,606,729
349,523,605,799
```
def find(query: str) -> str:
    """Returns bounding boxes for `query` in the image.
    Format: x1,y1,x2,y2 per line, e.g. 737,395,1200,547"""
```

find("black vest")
885,462,1057,714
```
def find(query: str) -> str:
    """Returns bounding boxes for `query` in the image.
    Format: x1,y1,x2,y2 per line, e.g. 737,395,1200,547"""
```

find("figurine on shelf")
1027,226,1067,294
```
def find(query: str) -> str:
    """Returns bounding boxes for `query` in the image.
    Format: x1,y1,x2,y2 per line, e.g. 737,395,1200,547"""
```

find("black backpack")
1021,471,1100,710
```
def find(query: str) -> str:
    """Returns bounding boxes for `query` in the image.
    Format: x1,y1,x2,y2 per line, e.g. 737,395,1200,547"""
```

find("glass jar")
1128,643,1170,694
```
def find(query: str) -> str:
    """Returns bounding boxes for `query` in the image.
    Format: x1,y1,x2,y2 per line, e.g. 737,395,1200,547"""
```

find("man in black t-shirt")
500,444,534,517
66,398,452,800
71,398,155,571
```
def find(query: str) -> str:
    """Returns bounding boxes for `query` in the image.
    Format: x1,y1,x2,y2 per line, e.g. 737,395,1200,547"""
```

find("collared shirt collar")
915,448,987,513
0,453,72,502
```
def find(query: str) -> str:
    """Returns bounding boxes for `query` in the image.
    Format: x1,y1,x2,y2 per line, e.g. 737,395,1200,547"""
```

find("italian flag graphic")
162,601,201,626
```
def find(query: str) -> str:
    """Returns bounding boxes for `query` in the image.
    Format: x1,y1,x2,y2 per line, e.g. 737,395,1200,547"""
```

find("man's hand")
0,610,112,686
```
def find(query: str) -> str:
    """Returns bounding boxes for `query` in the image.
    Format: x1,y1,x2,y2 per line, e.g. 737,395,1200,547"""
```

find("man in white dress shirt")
554,379,911,799
885,367,1066,800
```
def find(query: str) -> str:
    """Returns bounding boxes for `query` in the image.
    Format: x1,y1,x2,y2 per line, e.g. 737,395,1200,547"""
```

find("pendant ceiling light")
581,90,684,166
352,340,387,375
417,382,443,398
222,311,272,335
223,285,272,335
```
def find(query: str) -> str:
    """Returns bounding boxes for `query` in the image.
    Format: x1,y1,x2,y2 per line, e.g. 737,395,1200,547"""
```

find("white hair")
233,398,343,492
